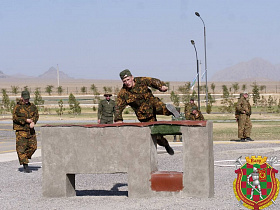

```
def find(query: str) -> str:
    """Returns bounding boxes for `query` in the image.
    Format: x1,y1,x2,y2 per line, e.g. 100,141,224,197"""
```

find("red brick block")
150,171,183,192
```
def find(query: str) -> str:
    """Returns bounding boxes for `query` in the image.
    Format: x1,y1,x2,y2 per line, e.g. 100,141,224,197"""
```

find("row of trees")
7,84,119,96
4,81,272,97
0,88,82,117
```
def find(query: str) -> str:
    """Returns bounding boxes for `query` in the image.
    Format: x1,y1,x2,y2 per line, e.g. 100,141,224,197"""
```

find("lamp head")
191,40,195,45
195,12,200,17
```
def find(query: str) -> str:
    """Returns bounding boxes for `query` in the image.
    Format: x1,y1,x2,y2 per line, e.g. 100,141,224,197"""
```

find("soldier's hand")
30,122,35,128
159,86,168,92
114,121,123,124
98,119,101,124
26,119,32,123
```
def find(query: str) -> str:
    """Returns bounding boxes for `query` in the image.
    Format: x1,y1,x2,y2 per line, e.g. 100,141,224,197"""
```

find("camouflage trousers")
237,114,252,138
141,116,170,148
100,117,113,124
16,130,37,165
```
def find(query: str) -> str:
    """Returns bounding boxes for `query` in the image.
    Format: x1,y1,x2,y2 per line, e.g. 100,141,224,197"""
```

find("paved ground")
1,140,280,210
1,121,280,210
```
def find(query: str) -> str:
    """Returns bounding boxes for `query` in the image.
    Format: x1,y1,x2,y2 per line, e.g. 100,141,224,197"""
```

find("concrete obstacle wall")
41,121,213,198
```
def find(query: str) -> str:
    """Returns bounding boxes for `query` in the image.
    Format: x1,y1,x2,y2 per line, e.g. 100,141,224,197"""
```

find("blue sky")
0,0,279,81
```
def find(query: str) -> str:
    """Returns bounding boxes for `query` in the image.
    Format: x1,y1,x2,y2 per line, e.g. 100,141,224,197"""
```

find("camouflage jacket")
236,96,251,117
114,77,165,122
187,110,205,121
184,102,198,120
13,100,39,131
98,99,115,119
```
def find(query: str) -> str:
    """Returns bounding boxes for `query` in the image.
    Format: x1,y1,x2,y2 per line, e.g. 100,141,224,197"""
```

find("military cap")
190,98,194,101
104,93,112,97
21,90,30,99
119,69,132,80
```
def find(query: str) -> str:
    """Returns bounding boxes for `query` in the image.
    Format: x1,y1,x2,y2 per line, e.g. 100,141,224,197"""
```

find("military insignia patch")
233,156,279,209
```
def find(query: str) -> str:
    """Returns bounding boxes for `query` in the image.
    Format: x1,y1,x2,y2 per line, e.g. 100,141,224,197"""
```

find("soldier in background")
235,92,253,142
13,90,39,173
98,93,115,124
114,69,180,155
187,106,205,121
184,98,198,120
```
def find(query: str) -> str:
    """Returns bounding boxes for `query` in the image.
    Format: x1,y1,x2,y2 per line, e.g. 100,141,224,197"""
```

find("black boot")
23,164,32,173
240,138,248,142
246,137,254,141
165,145,174,155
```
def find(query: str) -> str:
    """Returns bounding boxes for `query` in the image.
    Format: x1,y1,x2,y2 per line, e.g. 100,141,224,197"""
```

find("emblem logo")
233,156,279,209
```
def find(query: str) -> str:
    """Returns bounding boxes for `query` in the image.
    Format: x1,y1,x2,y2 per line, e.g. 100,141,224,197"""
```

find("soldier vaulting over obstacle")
114,69,180,155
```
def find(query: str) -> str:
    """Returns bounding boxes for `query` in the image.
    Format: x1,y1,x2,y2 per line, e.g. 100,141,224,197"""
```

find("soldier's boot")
23,164,32,173
240,138,248,142
246,137,254,141
165,144,174,155
166,104,180,118
157,135,174,155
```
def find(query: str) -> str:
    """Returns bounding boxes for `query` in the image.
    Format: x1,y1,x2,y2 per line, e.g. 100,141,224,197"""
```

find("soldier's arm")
114,91,127,122
142,77,166,92
30,104,39,124
12,105,27,125
97,101,102,120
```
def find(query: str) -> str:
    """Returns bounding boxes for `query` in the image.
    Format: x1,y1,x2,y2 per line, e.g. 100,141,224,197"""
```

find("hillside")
211,58,280,82
38,67,73,80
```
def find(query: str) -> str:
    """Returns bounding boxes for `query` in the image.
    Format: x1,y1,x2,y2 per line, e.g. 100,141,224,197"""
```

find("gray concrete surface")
41,121,213,198
1,141,280,209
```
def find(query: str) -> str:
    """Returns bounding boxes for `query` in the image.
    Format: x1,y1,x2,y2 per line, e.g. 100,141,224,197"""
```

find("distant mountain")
38,67,73,80
211,58,280,82
0,70,10,78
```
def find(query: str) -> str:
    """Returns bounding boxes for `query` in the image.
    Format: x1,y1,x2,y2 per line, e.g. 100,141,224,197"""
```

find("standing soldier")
114,69,180,155
235,92,253,142
98,93,115,124
13,90,39,173
184,98,198,120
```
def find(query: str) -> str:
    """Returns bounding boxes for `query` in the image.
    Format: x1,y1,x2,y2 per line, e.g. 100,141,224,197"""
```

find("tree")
10,100,16,114
267,95,276,113
103,86,112,94
90,84,99,95
232,82,239,94
68,93,81,115
170,91,180,107
219,85,234,113
81,86,87,94
57,86,63,95
11,86,19,95
177,82,191,104
23,86,29,91
260,85,266,93
210,83,216,93
34,88,44,111
165,81,170,90
56,99,65,120
251,82,260,107
242,84,247,92
1,89,10,114
45,85,54,96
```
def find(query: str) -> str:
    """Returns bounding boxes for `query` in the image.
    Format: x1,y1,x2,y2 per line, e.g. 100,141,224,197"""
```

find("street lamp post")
191,40,200,110
195,12,208,109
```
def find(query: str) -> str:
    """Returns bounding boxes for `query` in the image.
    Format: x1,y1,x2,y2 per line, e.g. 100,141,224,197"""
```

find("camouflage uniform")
13,99,39,165
184,102,198,120
236,95,252,139
114,77,171,122
98,99,115,124
188,110,205,121
114,76,173,148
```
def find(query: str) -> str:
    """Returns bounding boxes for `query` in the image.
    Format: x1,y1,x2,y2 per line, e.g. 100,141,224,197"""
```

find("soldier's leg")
238,115,246,139
26,134,37,159
152,97,173,116
244,116,252,138
245,117,253,141
16,131,29,165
